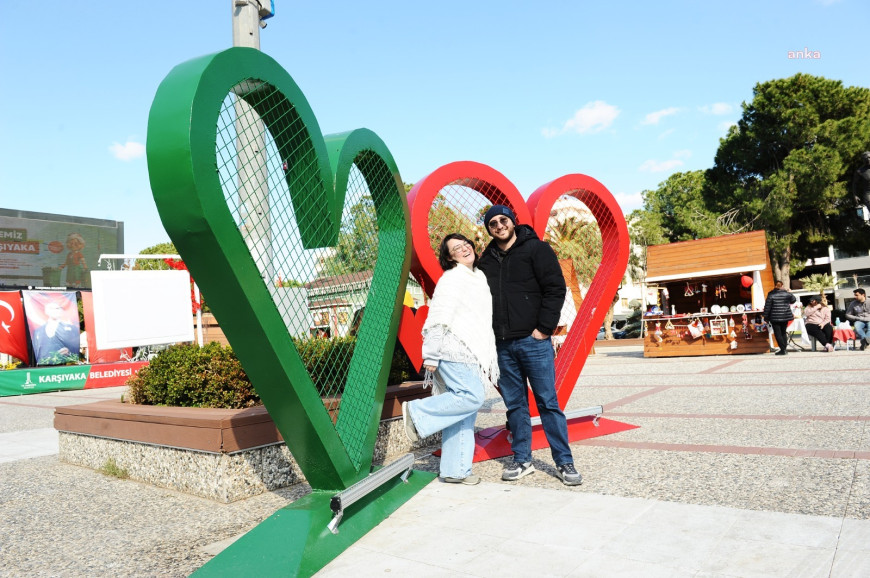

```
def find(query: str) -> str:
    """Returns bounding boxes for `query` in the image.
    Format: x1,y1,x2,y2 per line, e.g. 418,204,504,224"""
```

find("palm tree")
798,273,846,306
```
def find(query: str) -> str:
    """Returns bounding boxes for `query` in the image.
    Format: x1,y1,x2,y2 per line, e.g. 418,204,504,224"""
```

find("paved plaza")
0,344,868,576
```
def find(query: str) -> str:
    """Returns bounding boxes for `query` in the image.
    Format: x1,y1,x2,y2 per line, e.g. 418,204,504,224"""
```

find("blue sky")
0,0,864,254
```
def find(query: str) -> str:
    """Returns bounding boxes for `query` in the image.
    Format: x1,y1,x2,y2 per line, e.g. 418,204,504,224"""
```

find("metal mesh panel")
423,181,513,259
543,192,608,390
214,79,397,465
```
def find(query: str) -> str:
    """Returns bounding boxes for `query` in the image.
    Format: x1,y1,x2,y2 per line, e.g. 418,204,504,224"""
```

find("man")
477,205,581,486
763,280,796,356
845,288,870,351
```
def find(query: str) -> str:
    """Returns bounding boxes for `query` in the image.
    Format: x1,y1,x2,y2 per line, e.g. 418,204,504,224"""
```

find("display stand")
643,231,776,358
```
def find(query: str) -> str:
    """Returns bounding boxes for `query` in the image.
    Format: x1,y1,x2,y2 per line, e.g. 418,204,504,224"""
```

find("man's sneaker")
441,475,480,485
557,463,583,486
501,461,535,481
401,402,419,443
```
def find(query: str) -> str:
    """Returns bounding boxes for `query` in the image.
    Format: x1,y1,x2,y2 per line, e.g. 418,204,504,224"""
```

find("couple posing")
402,205,582,487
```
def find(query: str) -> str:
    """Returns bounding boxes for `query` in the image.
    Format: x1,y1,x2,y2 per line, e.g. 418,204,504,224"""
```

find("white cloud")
638,149,692,173
658,128,675,140
699,102,733,115
613,190,643,213
109,140,145,161
718,120,738,133
639,159,684,173
543,100,620,137
641,107,680,125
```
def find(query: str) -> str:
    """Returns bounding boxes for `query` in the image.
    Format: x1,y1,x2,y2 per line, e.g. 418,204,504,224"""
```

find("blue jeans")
496,335,573,466
854,320,868,343
407,361,485,479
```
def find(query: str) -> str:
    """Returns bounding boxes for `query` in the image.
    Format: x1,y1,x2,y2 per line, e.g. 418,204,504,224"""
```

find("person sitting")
845,288,870,351
803,297,834,352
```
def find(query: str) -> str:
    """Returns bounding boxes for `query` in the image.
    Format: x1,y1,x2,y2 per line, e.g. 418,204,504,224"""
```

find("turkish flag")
0,291,29,364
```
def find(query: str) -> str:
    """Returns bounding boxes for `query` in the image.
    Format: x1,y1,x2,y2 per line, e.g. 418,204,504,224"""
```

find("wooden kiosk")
643,231,775,358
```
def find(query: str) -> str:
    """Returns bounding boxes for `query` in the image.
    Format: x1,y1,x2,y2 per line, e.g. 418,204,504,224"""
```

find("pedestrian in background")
763,280,796,356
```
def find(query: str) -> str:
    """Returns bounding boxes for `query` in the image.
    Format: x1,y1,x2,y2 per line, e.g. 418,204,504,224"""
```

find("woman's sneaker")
401,402,419,443
502,461,535,481
826,343,835,352
557,463,583,486
441,475,480,485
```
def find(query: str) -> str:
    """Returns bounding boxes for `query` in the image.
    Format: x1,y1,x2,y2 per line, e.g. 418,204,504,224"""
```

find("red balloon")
741,275,753,288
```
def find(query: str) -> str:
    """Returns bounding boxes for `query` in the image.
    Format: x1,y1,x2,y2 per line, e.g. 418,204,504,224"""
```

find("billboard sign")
0,209,123,290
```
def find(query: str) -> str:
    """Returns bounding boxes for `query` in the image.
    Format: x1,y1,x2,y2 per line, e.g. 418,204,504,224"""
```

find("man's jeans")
855,320,869,343
408,361,485,479
496,335,573,466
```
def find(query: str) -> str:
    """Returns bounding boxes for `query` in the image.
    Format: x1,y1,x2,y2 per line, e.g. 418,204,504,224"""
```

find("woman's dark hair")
438,233,479,271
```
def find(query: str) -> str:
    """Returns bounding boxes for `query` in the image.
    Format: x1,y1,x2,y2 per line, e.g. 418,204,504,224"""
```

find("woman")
402,233,499,485
804,297,835,352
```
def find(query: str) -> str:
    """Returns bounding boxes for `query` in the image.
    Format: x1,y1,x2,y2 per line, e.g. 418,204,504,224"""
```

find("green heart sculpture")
146,47,411,491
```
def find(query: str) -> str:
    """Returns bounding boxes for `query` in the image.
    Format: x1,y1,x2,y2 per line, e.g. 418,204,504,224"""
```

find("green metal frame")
146,47,411,490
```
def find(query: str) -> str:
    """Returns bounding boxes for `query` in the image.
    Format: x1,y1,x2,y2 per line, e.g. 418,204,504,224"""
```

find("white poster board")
91,270,195,349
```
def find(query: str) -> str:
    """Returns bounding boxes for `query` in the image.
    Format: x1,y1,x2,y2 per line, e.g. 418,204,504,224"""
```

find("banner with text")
0,361,147,396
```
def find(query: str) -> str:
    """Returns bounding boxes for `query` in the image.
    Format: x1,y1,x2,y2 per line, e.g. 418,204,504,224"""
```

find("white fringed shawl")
421,265,500,388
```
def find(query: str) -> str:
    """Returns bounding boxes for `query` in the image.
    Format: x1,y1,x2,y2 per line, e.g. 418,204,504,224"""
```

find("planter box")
55,381,436,502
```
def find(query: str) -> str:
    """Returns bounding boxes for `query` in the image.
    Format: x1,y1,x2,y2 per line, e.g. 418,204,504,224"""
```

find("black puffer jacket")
478,225,567,339
763,288,796,323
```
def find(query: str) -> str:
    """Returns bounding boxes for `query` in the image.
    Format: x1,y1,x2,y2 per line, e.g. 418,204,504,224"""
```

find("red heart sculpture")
404,161,630,411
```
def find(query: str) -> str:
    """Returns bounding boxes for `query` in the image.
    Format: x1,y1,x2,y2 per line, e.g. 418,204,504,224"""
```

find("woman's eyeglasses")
448,241,472,256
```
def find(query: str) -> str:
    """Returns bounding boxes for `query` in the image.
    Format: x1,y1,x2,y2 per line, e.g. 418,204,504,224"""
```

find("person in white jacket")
402,233,499,485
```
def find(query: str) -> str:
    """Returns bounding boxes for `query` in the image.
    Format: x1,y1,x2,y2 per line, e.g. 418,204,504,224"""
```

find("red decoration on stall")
741,275,753,288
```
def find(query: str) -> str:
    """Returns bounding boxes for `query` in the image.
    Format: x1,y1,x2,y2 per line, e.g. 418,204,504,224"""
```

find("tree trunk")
603,295,618,339
772,245,792,288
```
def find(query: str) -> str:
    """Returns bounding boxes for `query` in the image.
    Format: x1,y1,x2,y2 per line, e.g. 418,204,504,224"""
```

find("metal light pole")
232,1,274,283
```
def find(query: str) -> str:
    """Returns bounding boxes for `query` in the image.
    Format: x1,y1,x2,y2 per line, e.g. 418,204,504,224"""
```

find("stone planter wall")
55,381,438,503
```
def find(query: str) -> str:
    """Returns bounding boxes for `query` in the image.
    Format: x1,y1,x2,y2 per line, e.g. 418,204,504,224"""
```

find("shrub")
126,342,259,409
293,336,356,398
126,337,421,409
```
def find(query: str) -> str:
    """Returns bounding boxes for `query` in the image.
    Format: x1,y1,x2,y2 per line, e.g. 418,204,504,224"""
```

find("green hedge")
126,337,421,408
126,342,258,409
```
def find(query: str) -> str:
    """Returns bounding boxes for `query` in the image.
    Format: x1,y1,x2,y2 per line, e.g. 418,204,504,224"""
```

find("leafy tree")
630,171,721,244
706,74,870,286
134,242,178,270
318,196,378,275
426,193,483,254
627,171,730,292
546,216,602,289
